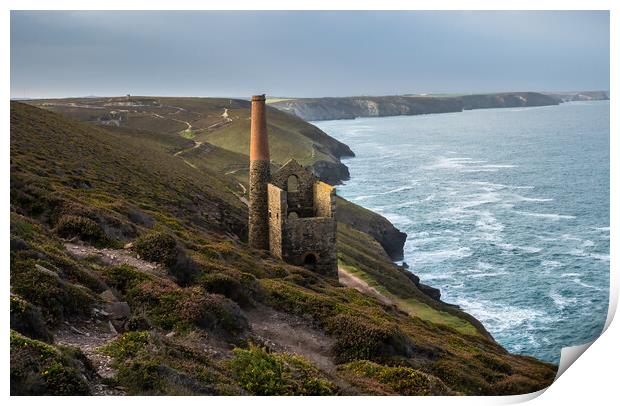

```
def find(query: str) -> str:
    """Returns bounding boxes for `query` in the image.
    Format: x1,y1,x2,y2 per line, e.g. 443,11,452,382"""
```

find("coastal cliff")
271,95,463,121
10,102,556,395
268,91,604,121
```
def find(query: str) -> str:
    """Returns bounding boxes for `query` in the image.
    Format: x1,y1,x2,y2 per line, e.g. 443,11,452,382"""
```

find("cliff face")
272,96,463,121
460,92,559,110
542,90,609,102
336,197,407,261
270,92,567,121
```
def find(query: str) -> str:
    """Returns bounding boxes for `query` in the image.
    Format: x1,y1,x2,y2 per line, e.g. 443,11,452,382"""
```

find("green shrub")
55,214,108,246
325,313,413,363
134,232,178,266
104,264,152,294
125,280,248,335
10,330,91,395
341,360,450,395
177,288,248,334
10,258,94,324
426,359,490,395
101,331,151,360
10,295,52,342
200,272,252,306
230,345,335,395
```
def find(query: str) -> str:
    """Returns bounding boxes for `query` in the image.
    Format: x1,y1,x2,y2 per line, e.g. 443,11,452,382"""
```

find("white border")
3,1,617,404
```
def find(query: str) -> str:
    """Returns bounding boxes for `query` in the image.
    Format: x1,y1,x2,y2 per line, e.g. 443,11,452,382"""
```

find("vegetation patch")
340,360,451,395
326,313,412,363
134,231,178,266
230,344,335,395
10,295,52,342
101,331,239,395
10,330,92,395
55,214,110,247
10,258,94,324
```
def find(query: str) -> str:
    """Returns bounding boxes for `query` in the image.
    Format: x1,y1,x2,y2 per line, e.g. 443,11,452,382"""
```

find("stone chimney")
248,94,271,250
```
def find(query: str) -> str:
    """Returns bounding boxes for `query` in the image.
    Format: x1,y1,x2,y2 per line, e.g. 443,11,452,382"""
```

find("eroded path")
338,266,395,306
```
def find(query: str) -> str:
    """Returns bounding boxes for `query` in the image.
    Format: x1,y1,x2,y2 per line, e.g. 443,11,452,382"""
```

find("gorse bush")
230,345,335,395
101,331,151,360
10,330,92,395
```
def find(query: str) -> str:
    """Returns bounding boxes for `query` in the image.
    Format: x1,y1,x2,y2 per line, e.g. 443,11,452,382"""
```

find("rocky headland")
269,91,608,121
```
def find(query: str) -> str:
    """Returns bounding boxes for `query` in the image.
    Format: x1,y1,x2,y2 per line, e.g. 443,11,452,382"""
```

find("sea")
313,100,610,363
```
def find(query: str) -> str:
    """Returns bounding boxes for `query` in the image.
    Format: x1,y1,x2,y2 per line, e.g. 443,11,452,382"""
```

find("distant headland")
268,91,609,121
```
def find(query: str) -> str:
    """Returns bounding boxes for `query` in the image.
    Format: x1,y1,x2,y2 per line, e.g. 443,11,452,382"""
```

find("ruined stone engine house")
248,95,337,277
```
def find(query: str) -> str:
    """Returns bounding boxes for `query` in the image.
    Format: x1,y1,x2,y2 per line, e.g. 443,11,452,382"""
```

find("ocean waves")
316,101,609,362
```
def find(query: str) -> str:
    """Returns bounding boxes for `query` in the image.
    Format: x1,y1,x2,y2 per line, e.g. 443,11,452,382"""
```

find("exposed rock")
418,283,441,301
336,197,407,261
10,238,29,252
104,302,131,320
34,264,59,278
99,289,118,303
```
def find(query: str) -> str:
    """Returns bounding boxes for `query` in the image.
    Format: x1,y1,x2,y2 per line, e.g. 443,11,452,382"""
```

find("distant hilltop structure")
248,94,337,277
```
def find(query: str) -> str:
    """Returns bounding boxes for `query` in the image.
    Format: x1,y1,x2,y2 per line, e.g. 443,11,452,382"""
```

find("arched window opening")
303,253,317,269
287,175,299,192
288,211,299,220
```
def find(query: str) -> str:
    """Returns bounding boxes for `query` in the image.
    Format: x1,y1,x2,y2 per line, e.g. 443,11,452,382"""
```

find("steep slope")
26,96,354,185
10,103,556,395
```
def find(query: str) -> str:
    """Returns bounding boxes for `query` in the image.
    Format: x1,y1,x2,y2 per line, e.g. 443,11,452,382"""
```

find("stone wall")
282,217,337,277
248,160,270,250
313,181,335,218
267,184,286,259
270,159,316,218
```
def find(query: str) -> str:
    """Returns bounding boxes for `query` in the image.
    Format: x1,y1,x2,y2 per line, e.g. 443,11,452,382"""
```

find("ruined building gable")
270,159,317,219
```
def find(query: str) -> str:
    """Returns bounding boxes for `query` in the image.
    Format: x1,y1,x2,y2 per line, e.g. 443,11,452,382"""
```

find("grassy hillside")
26,96,354,185
10,102,556,395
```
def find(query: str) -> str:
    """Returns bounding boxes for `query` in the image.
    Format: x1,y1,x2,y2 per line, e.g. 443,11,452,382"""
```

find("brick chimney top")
250,94,269,161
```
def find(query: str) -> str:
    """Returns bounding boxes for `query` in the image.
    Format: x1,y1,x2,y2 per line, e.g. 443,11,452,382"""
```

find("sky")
10,11,610,99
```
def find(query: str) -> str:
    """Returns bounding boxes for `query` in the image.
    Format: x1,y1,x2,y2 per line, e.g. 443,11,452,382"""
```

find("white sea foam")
380,212,414,227
410,247,472,265
590,253,610,262
427,157,515,173
477,261,495,271
512,194,554,202
376,185,415,195
583,240,595,247
453,297,556,332
572,278,602,290
542,260,562,268
549,289,577,310
497,243,542,254
568,249,586,257
515,211,576,220
468,272,508,278
561,273,581,277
